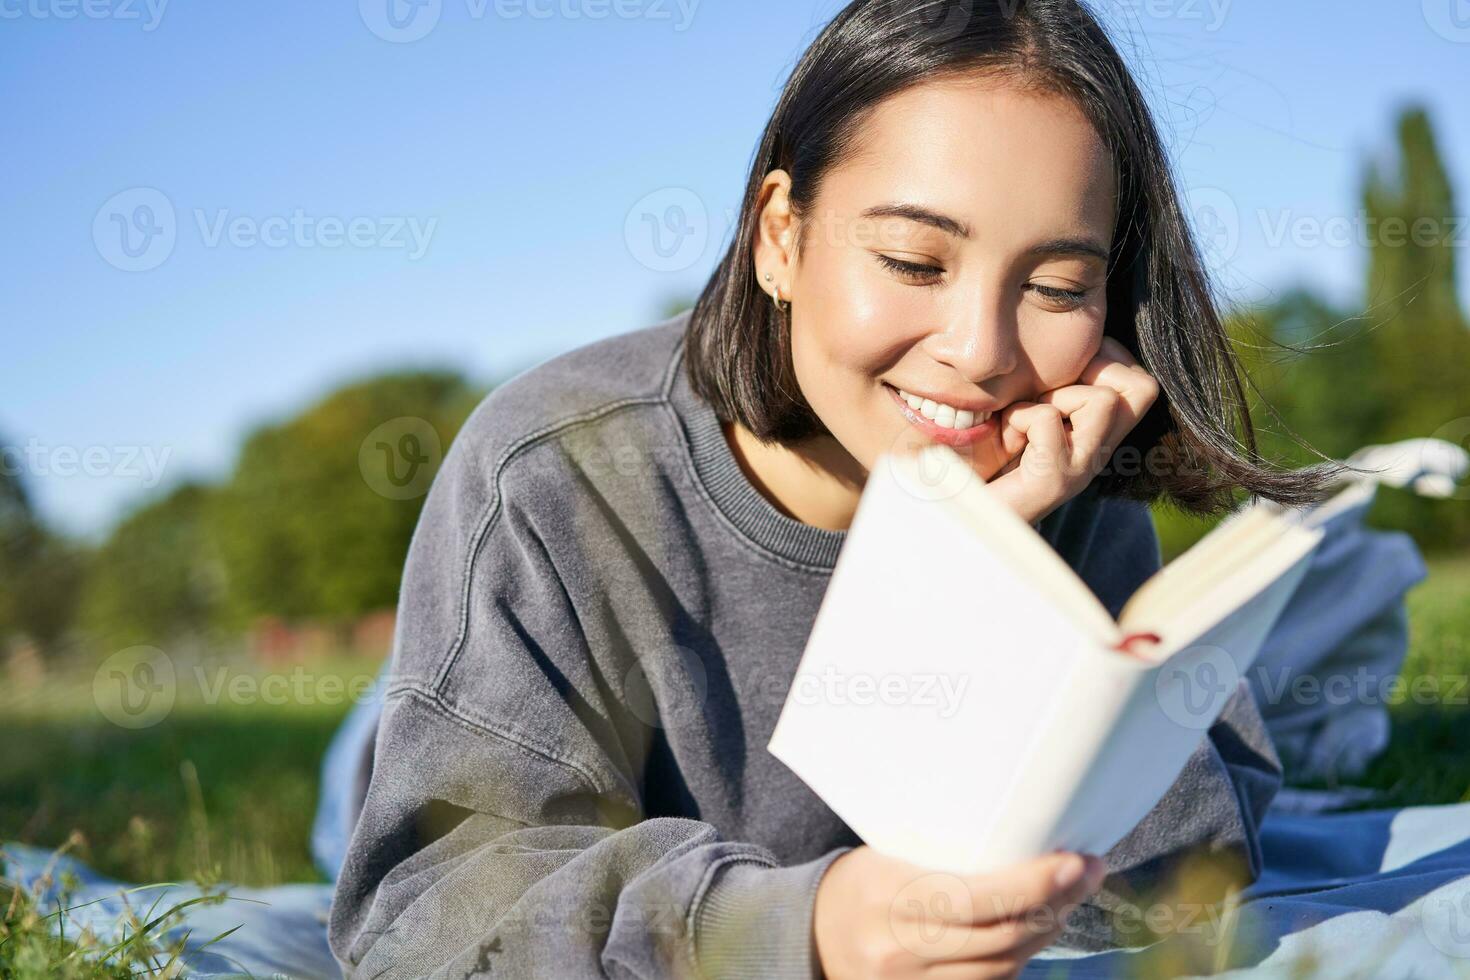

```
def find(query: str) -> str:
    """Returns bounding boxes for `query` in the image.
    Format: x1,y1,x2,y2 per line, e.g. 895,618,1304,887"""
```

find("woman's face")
756,73,1117,482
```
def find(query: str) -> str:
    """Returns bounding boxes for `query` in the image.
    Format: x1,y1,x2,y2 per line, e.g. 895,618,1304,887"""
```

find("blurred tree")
0,442,86,654
1356,106,1469,546
658,293,697,320
76,481,224,651
1156,105,1469,557
207,370,484,631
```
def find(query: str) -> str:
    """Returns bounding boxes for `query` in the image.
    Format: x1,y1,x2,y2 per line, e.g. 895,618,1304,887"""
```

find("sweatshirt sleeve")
1055,491,1284,951
327,416,853,979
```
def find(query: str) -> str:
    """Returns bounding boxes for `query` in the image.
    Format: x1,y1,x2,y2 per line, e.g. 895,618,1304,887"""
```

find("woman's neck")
722,419,868,532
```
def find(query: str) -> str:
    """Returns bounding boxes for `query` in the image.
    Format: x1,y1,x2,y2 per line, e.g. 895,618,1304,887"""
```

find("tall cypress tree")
1361,106,1469,442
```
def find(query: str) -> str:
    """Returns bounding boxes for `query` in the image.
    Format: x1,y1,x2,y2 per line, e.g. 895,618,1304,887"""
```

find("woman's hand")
984,337,1160,526
813,845,1108,980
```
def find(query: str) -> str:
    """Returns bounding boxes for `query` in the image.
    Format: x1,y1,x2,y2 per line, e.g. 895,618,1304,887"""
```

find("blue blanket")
9,799,1470,978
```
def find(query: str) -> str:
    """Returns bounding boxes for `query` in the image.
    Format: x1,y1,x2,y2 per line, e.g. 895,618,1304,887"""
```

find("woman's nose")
925,308,1021,385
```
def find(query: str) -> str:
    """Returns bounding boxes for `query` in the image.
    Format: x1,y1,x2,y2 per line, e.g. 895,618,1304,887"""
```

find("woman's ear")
752,169,797,293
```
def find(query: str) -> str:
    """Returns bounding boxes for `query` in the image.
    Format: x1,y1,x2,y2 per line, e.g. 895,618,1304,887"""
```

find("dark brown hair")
684,0,1343,514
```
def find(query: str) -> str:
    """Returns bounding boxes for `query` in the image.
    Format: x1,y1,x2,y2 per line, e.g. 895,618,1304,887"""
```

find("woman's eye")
1028,283,1091,309
875,253,944,286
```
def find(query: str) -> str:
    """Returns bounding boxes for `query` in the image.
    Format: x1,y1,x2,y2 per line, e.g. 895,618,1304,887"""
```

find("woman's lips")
884,383,998,448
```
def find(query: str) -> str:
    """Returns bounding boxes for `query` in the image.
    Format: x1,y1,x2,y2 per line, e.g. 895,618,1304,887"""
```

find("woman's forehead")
820,77,1116,243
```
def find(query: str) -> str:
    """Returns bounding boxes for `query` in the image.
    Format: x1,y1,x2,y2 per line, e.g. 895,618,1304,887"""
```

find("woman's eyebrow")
859,203,1109,263
859,202,972,239
1025,236,1110,263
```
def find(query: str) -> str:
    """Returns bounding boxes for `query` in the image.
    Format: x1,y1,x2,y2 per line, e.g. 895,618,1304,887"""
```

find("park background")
2,0,1468,926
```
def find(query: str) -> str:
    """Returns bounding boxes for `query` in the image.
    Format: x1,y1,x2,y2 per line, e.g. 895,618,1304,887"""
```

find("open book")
766,442,1330,875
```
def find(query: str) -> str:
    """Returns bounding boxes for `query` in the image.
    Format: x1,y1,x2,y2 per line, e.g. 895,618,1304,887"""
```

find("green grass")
1347,555,1470,806
0,655,380,888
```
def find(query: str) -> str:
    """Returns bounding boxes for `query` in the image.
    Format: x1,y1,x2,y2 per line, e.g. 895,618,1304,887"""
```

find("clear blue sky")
5,0,1468,539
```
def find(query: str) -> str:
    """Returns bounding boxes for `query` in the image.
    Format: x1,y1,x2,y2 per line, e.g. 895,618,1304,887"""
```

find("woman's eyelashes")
1028,283,1092,310
873,253,1094,310
874,252,944,287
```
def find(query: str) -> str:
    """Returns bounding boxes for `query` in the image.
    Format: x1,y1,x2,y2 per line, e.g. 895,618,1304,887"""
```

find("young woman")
328,1,1335,977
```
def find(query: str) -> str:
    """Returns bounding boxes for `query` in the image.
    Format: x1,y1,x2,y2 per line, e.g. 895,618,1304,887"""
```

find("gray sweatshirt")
327,309,1282,979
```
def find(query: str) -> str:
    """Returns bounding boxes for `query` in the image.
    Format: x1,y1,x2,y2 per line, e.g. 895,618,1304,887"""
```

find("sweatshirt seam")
431,394,667,701
386,681,608,798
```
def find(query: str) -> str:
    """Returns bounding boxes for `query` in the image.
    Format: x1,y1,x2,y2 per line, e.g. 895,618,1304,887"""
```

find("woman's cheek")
1030,316,1105,391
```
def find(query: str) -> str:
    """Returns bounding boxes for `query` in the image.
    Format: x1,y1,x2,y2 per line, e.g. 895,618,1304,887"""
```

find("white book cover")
766,443,1325,875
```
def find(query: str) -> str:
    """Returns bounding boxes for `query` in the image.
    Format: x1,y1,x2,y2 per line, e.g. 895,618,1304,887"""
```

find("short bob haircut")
684,0,1342,515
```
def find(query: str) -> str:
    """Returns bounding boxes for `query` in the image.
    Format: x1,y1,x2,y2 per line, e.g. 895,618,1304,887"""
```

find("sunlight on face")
760,72,1117,481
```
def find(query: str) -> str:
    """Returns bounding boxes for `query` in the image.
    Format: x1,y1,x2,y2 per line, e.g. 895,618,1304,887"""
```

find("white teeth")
895,387,992,430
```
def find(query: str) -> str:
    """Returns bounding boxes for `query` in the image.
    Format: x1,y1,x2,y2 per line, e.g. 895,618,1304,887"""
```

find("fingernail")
1053,854,1086,889
1083,856,1108,890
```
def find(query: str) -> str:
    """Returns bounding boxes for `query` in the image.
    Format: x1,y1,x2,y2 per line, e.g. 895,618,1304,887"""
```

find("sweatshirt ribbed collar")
666,333,848,571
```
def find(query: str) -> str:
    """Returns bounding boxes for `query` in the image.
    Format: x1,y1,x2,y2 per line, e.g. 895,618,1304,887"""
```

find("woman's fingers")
1076,337,1160,425
1031,384,1123,474
960,853,1106,927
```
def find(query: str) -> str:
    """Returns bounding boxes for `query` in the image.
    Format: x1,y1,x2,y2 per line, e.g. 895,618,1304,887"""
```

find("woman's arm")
327,423,851,980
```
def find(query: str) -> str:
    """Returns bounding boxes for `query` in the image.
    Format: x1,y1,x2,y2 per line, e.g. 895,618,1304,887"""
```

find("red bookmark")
1112,631,1162,659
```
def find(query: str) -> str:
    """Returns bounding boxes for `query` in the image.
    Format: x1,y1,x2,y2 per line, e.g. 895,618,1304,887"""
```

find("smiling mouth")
883,383,999,448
